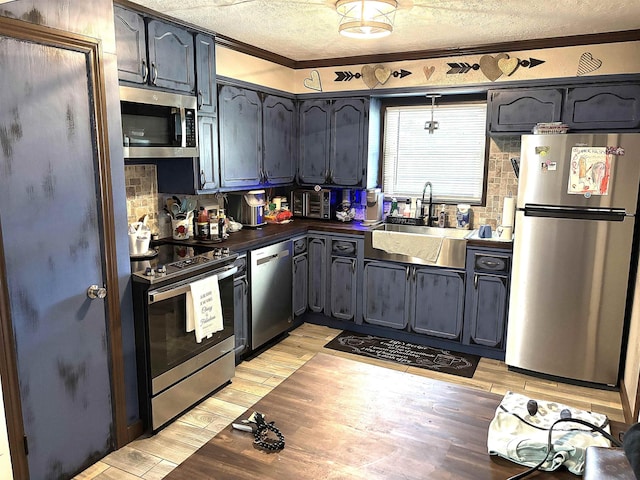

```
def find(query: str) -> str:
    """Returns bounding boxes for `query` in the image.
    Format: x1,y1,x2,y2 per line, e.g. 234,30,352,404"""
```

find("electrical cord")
506,417,623,480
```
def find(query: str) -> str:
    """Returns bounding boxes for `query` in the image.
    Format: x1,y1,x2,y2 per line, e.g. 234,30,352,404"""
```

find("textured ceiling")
127,0,640,62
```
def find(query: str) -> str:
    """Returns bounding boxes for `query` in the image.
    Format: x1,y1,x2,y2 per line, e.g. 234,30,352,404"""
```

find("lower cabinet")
463,248,512,350
362,261,410,329
292,236,308,317
233,254,249,363
307,235,327,313
409,266,465,340
328,236,362,321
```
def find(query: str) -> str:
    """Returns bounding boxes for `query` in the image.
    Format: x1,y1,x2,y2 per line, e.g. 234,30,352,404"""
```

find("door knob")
87,285,107,300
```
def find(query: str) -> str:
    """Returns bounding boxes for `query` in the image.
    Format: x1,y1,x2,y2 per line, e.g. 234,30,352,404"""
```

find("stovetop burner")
131,244,238,284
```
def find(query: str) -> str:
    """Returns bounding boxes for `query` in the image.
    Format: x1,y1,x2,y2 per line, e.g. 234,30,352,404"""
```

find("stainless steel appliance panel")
250,240,293,350
517,134,640,212
506,210,635,384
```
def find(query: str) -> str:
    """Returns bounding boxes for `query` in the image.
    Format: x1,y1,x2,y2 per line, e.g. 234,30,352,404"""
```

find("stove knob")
157,265,167,275
222,247,230,255
214,248,222,257
145,267,155,277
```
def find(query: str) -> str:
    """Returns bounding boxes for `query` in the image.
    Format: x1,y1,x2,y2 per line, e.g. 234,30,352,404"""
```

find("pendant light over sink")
336,0,398,39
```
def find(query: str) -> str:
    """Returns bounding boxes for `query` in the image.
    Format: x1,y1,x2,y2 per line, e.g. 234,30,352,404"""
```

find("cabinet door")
293,255,308,316
147,19,195,93
330,257,357,321
198,114,219,191
330,98,367,186
233,276,249,362
113,6,147,84
262,95,296,185
195,33,217,114
219,86,262,188
362,261,409,329
307,237,327,313
410,267,464,340
564,84,640,131
299,100,331,185
466,274,507,348
488,88,563,133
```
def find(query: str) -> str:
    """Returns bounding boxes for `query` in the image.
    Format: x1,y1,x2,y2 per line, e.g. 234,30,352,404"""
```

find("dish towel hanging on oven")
186,275,224,343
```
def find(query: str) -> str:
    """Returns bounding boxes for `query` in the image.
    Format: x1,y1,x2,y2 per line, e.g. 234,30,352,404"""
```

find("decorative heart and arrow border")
334,64,412,89
447,54,545,81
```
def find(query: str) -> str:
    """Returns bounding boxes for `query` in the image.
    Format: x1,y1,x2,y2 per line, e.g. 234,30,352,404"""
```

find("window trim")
378,93,489,206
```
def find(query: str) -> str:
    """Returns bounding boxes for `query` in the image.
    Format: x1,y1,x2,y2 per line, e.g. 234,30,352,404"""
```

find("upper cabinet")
195,33,217,114
218,85,296,190
563,84,640,131
114,5,195,94
299,97,377,188
488,88,563,133
488,83,640,134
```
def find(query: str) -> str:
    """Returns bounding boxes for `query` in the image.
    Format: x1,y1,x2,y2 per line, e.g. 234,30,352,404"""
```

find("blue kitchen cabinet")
410,267,465,340
329,237,363,322
219,87,296,189
197,114,219,191
362,261,410,329
114,7,195,93
195,33,217,115
262,94,297,185
114,6,147,84
298,98,369,187
219,85,263,188
307,236,328,313
292,237,308,317
488,88,564,133
564,84,640,131
233,255,249,363
298,100,331,185
463,248,512,350
147,19,195,93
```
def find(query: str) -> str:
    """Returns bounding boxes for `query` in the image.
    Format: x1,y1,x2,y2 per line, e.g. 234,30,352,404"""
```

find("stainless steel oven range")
131,244,238,431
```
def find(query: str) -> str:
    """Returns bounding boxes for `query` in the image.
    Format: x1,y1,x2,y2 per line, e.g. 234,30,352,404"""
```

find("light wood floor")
74,323,625,480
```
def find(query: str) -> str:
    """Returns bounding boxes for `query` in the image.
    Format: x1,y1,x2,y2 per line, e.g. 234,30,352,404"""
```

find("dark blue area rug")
324,331,480,378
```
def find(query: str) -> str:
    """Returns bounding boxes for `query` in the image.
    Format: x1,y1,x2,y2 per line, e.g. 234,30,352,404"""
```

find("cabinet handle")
474,273,478,289
412,267,416,281
351,259,356,273
198,89,203,109
200,170,206,188
141,59,148,83
151,62,158,85
406,267,410,281
263,169,269,183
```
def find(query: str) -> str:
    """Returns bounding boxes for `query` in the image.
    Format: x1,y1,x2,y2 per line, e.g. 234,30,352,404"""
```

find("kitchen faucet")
421,181,433,226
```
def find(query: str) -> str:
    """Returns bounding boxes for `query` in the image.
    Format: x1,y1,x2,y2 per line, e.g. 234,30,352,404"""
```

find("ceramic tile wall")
125,165,221,238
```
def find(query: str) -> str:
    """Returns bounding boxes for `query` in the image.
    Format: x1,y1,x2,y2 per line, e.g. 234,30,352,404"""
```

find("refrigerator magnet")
606,146,625,156
535,146,550,156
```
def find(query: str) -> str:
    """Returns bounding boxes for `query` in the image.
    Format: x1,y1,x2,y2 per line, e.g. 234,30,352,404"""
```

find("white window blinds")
382,102,487,203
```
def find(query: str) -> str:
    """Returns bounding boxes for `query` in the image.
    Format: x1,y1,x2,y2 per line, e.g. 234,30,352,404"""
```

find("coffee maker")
227,190,267,227
363,188,384,225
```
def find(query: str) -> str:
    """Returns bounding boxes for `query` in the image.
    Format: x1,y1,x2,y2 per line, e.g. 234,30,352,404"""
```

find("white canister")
456,204,471,229
171,218,190,240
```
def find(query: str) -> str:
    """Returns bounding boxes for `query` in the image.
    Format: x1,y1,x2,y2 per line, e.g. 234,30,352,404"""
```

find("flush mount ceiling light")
336,0,398,39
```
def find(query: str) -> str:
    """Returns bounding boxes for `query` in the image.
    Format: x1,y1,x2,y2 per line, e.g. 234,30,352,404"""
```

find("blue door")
0,32,114,478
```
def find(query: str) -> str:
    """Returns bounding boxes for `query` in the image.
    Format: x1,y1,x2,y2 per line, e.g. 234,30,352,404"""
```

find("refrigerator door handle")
524,204,627,221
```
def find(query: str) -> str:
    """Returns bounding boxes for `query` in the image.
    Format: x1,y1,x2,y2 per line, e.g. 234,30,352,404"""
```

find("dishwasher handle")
255,248,290,267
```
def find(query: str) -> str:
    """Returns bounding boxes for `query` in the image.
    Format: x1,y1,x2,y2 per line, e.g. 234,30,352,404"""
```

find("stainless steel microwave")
291,189,335,220
120,86,198,158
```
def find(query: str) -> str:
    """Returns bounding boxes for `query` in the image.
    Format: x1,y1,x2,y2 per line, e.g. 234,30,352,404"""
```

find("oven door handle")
148,265,238,304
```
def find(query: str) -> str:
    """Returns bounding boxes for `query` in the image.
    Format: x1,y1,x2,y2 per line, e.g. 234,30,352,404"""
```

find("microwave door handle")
148,265,238,304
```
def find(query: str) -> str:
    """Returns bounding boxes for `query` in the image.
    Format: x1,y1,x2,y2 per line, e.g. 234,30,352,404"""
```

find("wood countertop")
158,218,512,253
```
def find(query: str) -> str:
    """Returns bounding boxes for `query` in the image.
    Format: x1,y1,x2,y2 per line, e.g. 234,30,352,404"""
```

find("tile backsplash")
125,136,520,236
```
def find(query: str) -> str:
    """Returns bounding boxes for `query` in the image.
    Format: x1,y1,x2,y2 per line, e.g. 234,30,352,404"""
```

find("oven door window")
147,277,234,379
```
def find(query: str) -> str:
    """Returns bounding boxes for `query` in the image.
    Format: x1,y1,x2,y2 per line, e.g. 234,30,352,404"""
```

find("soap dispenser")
437,204,446,228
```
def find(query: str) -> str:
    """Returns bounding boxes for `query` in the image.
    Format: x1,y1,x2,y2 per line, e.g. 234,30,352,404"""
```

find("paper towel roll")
502,197,516,228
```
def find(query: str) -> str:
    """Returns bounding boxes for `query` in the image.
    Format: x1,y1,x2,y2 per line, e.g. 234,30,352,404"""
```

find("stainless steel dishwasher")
250,239,293,350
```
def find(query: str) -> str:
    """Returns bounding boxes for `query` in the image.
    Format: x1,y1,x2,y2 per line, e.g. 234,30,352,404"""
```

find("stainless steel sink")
364,223,470,268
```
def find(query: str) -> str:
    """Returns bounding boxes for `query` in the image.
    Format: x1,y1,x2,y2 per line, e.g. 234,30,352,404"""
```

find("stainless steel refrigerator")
506,133,640,386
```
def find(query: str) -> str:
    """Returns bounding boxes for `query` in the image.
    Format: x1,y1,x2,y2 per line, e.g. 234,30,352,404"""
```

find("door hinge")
23,435,29,455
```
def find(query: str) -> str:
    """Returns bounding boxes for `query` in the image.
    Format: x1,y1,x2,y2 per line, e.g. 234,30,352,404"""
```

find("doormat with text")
324,331,480,378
